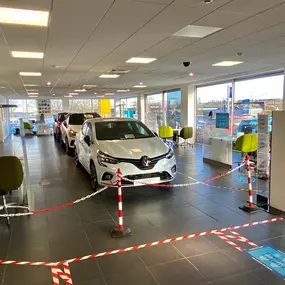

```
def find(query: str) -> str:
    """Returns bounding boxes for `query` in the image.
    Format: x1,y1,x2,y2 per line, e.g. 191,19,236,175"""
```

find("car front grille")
122,171,172,185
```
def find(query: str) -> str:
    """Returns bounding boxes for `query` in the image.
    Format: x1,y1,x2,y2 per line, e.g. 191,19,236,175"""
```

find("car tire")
74,147,81,168
65,140,74,156
90,162,98,191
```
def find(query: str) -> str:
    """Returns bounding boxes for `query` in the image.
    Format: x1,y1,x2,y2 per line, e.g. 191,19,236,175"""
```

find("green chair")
158,126,174,140
23,122,33,135
0,156,29,225
179,127,194,147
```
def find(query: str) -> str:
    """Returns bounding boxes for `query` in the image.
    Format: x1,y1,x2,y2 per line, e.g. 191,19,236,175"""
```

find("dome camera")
183,62,191,67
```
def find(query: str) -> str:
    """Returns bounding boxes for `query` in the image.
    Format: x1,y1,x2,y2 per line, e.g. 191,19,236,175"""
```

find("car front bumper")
96,156,177,187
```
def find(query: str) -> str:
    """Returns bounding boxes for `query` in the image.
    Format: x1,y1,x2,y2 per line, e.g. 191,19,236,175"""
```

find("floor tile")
211,271,263,285
149,259,207,285
251,267,285,284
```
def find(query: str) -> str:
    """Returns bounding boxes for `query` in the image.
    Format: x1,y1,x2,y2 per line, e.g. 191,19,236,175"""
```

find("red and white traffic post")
111,169,132,238
240,154,260,213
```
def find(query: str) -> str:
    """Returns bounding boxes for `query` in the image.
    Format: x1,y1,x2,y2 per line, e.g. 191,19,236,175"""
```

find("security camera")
183,62,191,67
203,0,213,4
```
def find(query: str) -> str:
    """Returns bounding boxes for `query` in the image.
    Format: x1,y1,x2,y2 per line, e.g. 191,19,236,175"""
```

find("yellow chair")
158,126,174,140
179,127,193,147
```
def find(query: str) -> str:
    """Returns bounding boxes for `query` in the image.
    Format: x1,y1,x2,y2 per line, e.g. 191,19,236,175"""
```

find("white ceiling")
1,0,285,98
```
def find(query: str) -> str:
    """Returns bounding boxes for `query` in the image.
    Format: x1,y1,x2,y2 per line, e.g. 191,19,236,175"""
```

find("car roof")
85,117,137,123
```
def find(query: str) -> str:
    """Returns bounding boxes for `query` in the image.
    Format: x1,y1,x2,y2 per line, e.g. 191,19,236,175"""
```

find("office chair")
179,127,194,147
158,126,175,148
233,133,258,169
0,156,30,226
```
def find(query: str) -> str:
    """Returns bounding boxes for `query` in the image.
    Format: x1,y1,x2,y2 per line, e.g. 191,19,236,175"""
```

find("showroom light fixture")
20,72,41,76
69,93,78,96
212,61,243,67
126,57,156,64
28,95,38,98
133,85,147,88
100,74,120,78
83,85,97,88
64,95,72,98
27,92,38,95
11,51,44,59
96,95,104,98
0,86,6,89
173,25,222,38
53,94,55,96
24,84,39,86
27,89,39,92
0,7,49,27
189,72,194,76
47,81,51,86
74,89,86,92
94,93,97,95
117,89,130,92
105,93,114,95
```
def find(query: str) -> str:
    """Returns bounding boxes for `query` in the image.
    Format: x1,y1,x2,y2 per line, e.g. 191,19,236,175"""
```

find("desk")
203,136,233,167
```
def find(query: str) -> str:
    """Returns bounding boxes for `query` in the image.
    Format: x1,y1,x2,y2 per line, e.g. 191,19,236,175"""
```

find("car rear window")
69,113,100,125
95,121,154,140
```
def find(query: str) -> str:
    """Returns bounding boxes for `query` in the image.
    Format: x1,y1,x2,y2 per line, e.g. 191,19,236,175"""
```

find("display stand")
269,111,285,214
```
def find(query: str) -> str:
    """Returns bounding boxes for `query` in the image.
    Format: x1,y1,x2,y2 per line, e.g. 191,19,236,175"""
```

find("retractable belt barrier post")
240,154,261,213
111,169,132,238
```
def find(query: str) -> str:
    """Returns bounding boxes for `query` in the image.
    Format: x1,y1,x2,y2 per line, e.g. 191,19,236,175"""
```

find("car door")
79,122,88,169
60,115,69,141
82,122,93,171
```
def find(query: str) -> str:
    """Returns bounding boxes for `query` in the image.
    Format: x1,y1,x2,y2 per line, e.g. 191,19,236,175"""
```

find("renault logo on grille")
141,156,150,167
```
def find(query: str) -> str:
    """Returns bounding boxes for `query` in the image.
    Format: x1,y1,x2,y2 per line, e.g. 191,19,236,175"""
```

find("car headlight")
97,151,119,167
166,148,174,159
69,130,77,138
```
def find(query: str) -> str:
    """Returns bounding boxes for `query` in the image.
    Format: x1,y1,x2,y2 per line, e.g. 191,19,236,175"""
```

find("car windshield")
69,113,100,125
95,121,155,140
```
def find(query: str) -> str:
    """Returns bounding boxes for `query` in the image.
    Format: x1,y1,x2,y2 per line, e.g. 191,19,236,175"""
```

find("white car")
60,112,100,156
74,118,176,190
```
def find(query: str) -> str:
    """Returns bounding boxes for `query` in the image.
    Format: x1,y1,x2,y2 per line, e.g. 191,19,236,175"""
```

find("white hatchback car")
74,118,176,190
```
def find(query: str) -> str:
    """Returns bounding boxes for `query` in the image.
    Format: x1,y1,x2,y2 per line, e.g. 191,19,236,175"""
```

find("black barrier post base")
111,226,132,239
239,205,262,213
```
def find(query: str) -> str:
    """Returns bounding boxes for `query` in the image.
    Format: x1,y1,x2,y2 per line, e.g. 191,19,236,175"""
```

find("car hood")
69,125,81,133
97,137,169,159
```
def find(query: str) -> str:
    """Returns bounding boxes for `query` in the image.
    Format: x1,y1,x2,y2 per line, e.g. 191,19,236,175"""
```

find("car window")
82,123,88,135
95,121,154,140
86,123,93,138
69,113,100,125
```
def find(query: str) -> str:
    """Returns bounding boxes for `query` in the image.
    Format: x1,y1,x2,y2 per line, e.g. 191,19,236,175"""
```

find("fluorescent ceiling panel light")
105,93,114,95
24,84,39,86
69,93,78,95
74,89,86,92
212,61,243,67
133,85,147,88
96,95,104,98
11,51,44,59
99,74,120,78
27,92,38,95
64,95,72,98
0,86,5,89
117,89,130,92
27,89,39,91
83,85,97,88
28,95,38,98
0,7,49,27
126,57,156,64
20,72,41,76
173,25,222,38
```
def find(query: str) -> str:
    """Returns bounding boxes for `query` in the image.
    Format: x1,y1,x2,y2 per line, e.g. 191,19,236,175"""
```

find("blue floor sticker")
247,246,285,278
236,175,256,184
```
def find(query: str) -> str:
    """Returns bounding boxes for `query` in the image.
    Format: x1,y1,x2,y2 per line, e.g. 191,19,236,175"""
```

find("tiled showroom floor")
0,136,284,285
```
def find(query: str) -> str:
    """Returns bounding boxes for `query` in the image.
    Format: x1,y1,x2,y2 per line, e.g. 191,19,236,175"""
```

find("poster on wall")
37,99,51,114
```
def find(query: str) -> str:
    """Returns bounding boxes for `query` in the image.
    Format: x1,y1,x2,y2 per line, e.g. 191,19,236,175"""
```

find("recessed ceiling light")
27,92,38,95
212,61,243,67
11,51,44,59
53,94,55,96
69,93,78,96
94,93,97,95
0,86,5,89
47,81,51,86
126,57,156,64
133,85,147,88
173,25,222,38
27,89,39,92
105,93,114,95
99,74,120,78
96,95,104,98
83,85,97,88
140,82,144,85
64,95,72,98
74,89,86,92
0,7,49,27
20,72,41,76
189,72,194,76
117,89,130,92
28,95,38,98
24,84,39,86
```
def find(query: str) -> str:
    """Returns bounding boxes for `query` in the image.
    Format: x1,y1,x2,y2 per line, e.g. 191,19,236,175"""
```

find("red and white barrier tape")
122,163,245,188
0,181,117,218
0,217,281,267
51,262,73,285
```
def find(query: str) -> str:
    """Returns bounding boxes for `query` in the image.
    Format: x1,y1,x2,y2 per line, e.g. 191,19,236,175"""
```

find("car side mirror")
84,135,91,146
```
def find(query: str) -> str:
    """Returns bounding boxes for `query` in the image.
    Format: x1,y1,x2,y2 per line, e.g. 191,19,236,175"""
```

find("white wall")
0,95,9,143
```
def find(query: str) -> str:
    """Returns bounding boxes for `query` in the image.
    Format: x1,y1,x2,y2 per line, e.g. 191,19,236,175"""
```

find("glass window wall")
145,94,163,132
69,99,92,113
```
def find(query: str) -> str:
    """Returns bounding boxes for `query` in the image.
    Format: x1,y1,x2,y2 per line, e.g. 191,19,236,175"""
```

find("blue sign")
228,86,232,99
247,246,285,278
216,113,229,129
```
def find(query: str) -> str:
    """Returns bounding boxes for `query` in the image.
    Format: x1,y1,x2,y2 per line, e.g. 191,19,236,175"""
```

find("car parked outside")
74,118,177,191
60,112,100,156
